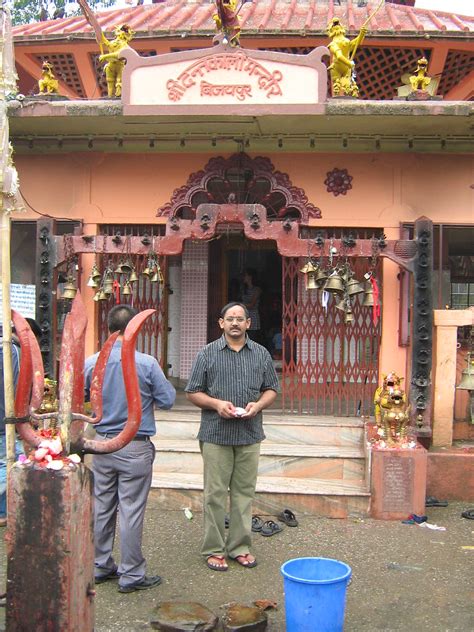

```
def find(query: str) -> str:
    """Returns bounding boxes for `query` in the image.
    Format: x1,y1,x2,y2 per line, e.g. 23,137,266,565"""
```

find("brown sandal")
232,553,257,568
206,555,228,572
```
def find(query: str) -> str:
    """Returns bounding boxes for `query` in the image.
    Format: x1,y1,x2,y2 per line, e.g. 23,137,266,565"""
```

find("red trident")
12,291,155,456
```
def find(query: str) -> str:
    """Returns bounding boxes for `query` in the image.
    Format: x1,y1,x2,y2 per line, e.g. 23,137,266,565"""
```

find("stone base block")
151,601,219,631
6,463,94,632
427,447,474,501
370,445,427,520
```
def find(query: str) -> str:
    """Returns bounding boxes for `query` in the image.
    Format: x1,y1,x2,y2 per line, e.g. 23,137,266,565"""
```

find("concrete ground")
1,495,473,631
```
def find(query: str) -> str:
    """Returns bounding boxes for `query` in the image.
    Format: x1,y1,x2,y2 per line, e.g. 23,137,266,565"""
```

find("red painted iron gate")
281,257,381,416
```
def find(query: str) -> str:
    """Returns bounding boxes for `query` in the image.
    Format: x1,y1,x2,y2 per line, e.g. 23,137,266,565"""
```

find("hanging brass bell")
315,269,328,287
122,281,132,296
362,285,374,307
346,278,365,296
62,277,77,300
142,266,151,278
103,278,114,295
300,261,318,275
323,273,344,294
345,309,354,324
87,275,99,288
97,289,109,301
91,263,101,282
120,261,133,275
457,359,474,391
335,296,347,311
129,269,138,283
306,272,318,290
114,262,124,274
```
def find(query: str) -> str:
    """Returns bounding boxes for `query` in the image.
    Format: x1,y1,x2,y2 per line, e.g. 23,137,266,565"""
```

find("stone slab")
370,446,427,520
427,449,474,501
150,601,218,631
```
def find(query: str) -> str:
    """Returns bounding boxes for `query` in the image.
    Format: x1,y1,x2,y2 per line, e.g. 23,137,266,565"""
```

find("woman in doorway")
241,268,263,344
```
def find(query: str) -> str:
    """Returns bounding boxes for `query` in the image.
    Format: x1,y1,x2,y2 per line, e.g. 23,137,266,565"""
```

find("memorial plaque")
382,456,414,512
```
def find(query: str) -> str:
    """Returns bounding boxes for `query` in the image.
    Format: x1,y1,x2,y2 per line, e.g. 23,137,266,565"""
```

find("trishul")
12,291,154,455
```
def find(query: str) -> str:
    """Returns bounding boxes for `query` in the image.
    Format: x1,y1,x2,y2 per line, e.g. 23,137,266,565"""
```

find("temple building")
5,0,474,514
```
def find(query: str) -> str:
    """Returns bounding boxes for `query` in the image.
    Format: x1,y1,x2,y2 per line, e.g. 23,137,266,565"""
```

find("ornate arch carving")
157,153,322,222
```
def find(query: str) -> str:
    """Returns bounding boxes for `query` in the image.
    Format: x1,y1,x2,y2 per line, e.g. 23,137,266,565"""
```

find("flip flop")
426,496,448,507
251,515,264,532
232,553,258,568
206,555,228,572
261,520,283,537
225,515,230,529
461,509,474,520
278,509,298,527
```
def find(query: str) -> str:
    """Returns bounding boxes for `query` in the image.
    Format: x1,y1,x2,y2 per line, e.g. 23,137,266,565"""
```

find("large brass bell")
62,277,77,300
129,269,138,283
103,277,114,295
122,281,132,296
346,278,364,296
457,358,474,391
323,273,344,294
120,260,133,275
306,271,318,290
362,284,374,307
315,269,328,287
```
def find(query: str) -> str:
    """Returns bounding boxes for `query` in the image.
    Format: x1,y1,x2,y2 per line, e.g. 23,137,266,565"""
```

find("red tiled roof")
12,0,474,39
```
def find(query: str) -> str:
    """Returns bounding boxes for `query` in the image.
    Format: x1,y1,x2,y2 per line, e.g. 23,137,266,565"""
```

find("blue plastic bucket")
281,557,352,632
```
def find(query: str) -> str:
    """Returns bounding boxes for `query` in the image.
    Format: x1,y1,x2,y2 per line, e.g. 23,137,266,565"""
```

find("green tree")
10,1,117,27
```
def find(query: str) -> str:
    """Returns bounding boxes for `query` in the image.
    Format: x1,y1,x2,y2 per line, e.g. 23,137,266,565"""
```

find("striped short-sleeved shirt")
185,335,279,445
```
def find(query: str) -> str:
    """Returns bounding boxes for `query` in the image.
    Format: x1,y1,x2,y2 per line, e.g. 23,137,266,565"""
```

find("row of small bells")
61,256,164,301
300,260,376,324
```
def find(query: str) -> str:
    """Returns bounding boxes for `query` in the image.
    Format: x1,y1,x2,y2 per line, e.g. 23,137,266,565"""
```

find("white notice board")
0,284,36,323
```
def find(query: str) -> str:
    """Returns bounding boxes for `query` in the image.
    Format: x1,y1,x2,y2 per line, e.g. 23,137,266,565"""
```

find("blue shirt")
84,341,175,436
0,341,20,437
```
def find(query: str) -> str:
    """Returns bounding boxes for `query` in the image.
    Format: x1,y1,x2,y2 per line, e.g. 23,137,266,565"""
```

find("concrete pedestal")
370,446,427,520
6,463,94,632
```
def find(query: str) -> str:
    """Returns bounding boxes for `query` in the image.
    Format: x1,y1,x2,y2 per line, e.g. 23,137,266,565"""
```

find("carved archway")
157,153,322,222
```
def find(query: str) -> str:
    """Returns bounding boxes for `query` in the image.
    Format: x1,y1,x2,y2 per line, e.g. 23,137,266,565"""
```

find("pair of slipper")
251,515,284,537
206,553,257,571
425,496,448,507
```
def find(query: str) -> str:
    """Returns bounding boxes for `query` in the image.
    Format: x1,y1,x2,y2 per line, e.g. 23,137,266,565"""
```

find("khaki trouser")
200,441,261,559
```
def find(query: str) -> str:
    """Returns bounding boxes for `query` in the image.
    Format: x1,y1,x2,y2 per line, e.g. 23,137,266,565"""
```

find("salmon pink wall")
12,151,474,365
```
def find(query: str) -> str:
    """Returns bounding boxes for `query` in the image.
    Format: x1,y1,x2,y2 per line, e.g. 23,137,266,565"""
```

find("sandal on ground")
425,496,448,507
278,508,298,527
206,555,228,572
225,514,230,529
461,509,474,520
251,515,264,532
261,520,283,537
232,553,258,568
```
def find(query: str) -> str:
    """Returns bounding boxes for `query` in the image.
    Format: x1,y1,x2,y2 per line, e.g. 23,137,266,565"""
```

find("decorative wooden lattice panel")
437,50,474,96
90,50,157,97
282,256,382,416
98,225,168,370
259,46,431,100
33,53,86,98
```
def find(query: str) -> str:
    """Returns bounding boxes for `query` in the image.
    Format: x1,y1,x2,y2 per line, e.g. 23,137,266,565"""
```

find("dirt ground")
1,495,474,631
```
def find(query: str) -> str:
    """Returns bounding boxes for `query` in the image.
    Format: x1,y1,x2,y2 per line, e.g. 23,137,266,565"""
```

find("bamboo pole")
0,2,18,485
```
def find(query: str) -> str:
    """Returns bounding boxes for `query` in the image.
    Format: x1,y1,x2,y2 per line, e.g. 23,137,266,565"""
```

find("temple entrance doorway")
207,234,282,355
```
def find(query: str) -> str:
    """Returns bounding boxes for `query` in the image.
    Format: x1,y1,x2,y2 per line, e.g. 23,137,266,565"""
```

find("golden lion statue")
374,372,410,445
38,61,59,95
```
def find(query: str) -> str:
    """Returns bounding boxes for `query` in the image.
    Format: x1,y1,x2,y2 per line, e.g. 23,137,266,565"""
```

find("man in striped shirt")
185,302,279,571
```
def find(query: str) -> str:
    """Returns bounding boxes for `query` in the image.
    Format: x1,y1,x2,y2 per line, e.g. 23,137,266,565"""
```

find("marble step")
153,440,365,479
154,412,364,446
150,473,370,519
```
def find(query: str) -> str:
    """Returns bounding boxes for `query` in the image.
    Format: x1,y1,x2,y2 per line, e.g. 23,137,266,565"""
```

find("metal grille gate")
282,257,381,416
98,225,168,370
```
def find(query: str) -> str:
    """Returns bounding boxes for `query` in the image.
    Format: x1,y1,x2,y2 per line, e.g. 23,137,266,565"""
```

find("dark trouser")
93,437,155,587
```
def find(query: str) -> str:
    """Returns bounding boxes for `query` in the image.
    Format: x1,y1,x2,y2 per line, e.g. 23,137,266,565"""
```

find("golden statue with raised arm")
213,0,241,47
99,24,135,98
327,17,367,97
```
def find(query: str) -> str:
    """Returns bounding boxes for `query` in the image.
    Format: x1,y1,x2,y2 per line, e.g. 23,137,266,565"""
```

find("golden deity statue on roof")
327,17,367,97
213,0,241,47
99,23,135,98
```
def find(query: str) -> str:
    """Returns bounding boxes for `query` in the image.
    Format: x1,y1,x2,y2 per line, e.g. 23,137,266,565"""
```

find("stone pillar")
432,309,474,447
6,463,95,632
